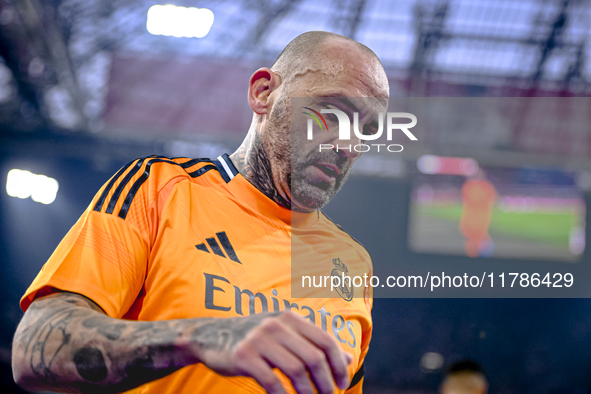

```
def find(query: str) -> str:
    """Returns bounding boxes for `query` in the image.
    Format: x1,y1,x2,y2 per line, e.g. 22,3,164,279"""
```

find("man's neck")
229,132,293,210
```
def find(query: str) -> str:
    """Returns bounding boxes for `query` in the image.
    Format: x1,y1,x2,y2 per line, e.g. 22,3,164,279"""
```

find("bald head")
232,30,388,212
440,361,488,394
271,31,384,88
440,372,488,394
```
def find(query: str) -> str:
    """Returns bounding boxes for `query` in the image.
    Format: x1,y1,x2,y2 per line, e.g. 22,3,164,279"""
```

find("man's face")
263,40,389,212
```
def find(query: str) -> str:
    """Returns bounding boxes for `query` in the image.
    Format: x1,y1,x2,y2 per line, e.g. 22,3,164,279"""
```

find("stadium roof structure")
0,0,590,158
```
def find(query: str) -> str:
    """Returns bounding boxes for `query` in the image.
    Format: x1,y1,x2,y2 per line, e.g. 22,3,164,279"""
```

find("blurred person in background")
11,31,388,394
459,169,497,258
439,360,488,394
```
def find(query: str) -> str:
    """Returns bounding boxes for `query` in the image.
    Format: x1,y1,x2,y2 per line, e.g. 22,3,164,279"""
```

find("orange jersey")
21,154,373,394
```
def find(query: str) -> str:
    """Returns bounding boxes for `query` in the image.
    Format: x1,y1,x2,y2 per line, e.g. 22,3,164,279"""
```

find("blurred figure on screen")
439,360,488,394
459,169,497,257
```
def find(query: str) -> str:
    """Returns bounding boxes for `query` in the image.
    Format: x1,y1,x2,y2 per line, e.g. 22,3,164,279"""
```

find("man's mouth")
312,163,339,178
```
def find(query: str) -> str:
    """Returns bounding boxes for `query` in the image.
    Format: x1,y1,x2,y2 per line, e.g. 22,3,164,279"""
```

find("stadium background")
1,0,590,392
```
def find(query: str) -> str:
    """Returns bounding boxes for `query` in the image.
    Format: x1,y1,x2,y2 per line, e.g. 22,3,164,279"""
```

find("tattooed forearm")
73,347,107,382
82,317,125,341
12,292,279,393
190,312,275,352
29,308,75,386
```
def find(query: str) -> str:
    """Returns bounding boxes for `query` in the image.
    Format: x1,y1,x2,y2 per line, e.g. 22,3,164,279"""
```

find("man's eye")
363,125,377,135
324,113,338,122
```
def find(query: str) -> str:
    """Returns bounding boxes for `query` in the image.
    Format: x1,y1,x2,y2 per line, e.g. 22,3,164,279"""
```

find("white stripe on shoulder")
217,155,235,180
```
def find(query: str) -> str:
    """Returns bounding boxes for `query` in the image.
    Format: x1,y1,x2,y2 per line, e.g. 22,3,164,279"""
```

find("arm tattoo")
82,317,125,341
16,293,99,387
28,307,76,386
73,347,107,382
190,313,277,352
14,292,280,392
15,293,181,391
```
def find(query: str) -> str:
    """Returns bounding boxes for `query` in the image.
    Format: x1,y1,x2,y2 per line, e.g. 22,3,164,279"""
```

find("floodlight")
6,169,59,204
147,5,214,38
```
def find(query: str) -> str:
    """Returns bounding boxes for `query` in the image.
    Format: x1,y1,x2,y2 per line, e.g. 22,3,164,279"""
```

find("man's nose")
335,144,361,160
331,128,363,160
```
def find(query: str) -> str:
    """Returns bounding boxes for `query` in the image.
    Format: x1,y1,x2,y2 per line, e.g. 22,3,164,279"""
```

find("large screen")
408,155,586,262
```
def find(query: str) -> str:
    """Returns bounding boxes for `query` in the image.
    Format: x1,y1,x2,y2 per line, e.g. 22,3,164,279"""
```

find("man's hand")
12,292,352,393
194,311,353,394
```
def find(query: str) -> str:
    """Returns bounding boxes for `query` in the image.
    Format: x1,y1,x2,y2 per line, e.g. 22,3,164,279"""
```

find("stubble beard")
265,96,353,211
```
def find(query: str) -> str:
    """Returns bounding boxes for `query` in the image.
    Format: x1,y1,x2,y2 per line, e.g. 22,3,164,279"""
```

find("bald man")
12,31,389,394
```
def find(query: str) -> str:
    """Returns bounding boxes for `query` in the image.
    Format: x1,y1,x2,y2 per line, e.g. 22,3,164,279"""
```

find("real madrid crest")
331,257,353,301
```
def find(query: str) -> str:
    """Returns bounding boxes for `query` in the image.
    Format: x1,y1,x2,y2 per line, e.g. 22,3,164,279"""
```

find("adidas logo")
196,231,242,264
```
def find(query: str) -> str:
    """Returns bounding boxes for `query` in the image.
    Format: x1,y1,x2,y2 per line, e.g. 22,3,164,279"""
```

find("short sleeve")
20,158,156,317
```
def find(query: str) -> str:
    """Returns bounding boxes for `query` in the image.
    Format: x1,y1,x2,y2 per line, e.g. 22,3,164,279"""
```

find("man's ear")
248,67,281,115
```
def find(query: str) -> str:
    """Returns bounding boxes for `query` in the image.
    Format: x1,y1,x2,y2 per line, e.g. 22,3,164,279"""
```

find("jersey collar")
218,153,319,228
213,153,239,183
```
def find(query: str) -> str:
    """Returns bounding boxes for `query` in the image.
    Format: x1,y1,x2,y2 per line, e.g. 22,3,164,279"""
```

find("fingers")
345,352,353,364
268,334,336,394
261,343,316,394
235,355,287,394
279,312,351,390
235,325,334,394
205,312,354,394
